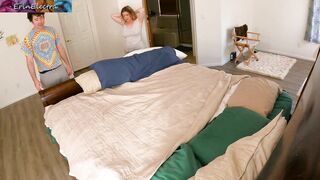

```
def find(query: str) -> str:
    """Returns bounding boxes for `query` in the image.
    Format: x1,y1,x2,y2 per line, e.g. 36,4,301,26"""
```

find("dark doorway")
146,0,193,53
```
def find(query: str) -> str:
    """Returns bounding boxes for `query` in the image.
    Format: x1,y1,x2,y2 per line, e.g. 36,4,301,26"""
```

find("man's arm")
56,44,73,76
26,56,43,91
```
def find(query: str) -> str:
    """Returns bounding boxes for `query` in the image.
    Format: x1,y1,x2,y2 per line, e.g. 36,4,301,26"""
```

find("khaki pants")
40,65,69,89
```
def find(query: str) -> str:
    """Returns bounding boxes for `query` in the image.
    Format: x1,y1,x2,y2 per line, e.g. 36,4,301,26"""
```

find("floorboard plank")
0,94,75,180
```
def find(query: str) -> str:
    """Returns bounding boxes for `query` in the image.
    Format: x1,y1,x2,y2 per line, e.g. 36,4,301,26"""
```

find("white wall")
220,0,254,64
253,0,319,61
192,0,319,66
192,0,255,66
192,0,222,66
0,13,64,109
87,0,124,59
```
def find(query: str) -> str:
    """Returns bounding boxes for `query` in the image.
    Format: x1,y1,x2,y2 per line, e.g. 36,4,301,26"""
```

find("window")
305,0,320,43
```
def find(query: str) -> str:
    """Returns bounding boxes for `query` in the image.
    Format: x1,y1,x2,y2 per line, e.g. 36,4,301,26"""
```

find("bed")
40,47,320,180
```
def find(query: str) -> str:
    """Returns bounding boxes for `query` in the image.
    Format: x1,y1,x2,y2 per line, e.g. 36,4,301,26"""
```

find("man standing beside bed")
21,12,73,91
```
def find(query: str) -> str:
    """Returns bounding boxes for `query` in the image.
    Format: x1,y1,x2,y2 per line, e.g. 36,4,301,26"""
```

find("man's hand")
65,65,74,76
26,55,43,91
33,79,43,91
57,44,74,76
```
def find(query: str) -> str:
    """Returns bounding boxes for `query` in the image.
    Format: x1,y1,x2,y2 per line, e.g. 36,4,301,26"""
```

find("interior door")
177,0,192,46
59,0,97,71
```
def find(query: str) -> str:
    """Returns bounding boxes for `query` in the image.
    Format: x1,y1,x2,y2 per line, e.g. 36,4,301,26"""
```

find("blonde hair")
121,6,137,21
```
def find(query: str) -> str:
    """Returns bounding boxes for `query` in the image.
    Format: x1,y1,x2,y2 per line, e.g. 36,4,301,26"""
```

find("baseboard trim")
257,48,315,61
200,62,222,67
179,43,193,47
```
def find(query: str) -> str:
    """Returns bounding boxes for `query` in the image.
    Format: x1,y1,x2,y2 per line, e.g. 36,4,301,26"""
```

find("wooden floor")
184,51,197,64
0,58,313,180
0,94,75,180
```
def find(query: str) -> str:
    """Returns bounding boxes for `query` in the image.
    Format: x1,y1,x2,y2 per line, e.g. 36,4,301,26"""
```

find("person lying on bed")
21,12,73,91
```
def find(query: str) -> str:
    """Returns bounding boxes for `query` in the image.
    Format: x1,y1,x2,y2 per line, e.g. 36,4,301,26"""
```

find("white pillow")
75,70,102,94
123,47,188,59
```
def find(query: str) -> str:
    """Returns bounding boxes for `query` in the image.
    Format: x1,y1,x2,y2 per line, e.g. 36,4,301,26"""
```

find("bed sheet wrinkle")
44,63,247,180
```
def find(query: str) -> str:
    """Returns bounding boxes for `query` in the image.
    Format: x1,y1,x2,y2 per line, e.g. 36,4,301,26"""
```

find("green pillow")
151,144,201,180
267,91,292,120
188,107,269,166
46,128,58,144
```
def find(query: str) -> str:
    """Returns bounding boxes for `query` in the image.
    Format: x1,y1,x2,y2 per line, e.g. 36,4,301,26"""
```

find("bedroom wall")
192,0,222,66
253,0,319,61
192,0,255,66
87,0,124,59
0,13,65,109
203,0,319,65
220,0,255,64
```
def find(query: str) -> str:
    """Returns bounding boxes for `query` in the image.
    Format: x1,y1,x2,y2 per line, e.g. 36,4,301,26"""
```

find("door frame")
85,0,103,59
58,0,102,69
144,0,196,58
143,0,154,47
189,0,197,57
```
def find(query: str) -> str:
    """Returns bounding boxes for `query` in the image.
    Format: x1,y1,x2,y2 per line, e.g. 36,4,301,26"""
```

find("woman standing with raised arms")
111,5,146,53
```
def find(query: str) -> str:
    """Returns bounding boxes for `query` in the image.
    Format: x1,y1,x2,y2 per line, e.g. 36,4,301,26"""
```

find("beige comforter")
44,63,245,180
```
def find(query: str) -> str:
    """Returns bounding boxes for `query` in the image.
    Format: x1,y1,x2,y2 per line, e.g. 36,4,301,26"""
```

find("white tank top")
123,20,144,53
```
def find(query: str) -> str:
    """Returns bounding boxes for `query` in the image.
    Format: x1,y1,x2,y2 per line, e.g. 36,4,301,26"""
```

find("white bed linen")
44,63,246,180
211,82,241,120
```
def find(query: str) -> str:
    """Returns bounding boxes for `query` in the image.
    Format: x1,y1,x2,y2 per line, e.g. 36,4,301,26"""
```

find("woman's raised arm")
111,13,124,25
136,8,145,22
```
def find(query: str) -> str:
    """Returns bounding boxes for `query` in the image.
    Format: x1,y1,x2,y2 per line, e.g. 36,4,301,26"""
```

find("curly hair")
121,6,137,21
27,12,45,22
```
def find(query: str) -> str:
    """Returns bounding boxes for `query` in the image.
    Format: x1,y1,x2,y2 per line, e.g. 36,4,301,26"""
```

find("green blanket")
152,91,292,179
152,107,269,179
267,90,292,120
